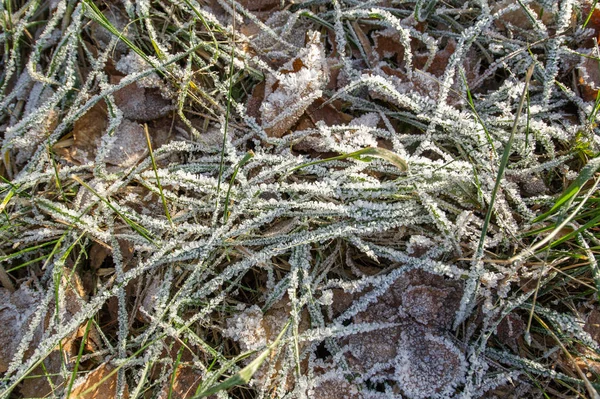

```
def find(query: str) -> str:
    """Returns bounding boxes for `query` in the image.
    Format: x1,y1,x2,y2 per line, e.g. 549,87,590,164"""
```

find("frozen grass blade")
2,1,600,397
70,175,154,243
215,0,237,211
477,65,534,257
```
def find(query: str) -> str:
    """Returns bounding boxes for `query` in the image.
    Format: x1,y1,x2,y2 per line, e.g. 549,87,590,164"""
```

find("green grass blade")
533,156,600,223
71,175,154,243
583,0,600,29
223,151,254,223
65,319,93,399
194,320,290,398
0,186,16,213
144,123,173,227
289,147,408,174
215,1,237,213
461,70,496,155
477,65,534,256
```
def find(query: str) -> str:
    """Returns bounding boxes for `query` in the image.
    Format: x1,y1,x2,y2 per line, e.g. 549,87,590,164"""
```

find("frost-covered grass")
1,0,600,398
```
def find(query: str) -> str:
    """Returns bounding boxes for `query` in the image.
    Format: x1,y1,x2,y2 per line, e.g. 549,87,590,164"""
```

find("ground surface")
1,0,600,398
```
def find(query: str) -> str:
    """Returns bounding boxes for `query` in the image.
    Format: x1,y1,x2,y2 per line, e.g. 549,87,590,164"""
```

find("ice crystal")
259,31,328,137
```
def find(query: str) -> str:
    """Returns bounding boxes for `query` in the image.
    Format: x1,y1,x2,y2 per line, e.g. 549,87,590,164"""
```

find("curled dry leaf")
578,51,600,102
260,31,329,137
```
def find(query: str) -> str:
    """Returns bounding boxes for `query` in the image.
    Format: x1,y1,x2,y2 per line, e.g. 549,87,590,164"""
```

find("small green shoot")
533,156,600,223
583,0,599,29
47,142,66,202
289,147,408,174
144,123,173,227
193,320,291,398
461,70,496,156
223,150,254,224
65,318,93,399
477,65,534,257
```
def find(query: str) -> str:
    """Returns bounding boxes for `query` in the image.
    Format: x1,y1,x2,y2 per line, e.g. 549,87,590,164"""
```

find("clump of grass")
1,0,600,398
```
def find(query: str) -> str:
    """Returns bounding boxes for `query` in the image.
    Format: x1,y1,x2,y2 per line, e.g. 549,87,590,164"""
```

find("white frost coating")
0,0,596,397
224,305,267,352
260,31,329,137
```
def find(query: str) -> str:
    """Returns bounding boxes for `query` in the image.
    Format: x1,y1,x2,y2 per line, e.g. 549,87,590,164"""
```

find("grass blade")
477,65,534,257
144,123,173,227
289,147,408,174
223,150,254,223
533,155,600,223
70,175,154,243
194,320,290,398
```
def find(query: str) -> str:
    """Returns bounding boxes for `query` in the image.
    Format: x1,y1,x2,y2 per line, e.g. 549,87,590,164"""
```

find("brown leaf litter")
257,31,329,137
225,269,466,398
67,362,129,399
0,271,104,397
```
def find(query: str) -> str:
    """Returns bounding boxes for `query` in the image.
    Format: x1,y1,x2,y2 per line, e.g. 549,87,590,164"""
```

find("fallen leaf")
111,76,173,122
69,102,155,167
237,0,279,12
68,363,129,399
70,102,108,164
491,0,554,33
578,53,600,102
496,313,525,352
261,31,329,137
160,365,203,399
0,285,39,372
584,309,600,343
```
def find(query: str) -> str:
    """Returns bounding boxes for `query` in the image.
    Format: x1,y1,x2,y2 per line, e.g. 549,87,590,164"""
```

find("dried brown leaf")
261,32,329,137
68,363,129,399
